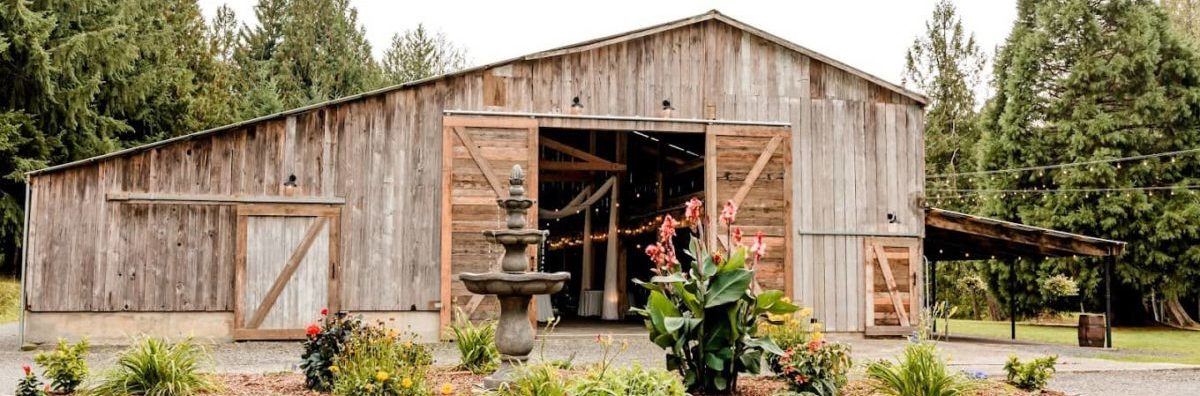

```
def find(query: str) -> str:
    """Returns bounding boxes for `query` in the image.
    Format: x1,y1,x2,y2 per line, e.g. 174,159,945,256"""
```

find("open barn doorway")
536,128,705,324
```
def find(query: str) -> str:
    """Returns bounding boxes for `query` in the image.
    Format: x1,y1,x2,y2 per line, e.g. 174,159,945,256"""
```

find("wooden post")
1010,260,1016,341
1105,255,1114,348
931,259,938,334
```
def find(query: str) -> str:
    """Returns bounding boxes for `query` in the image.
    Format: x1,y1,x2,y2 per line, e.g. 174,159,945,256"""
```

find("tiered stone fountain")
459,165,570,389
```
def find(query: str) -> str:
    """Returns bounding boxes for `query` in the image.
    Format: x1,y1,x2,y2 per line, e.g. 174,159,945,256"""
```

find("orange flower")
732,227,743,245
712,250,724,264
684,197,704,225
720,200,737,225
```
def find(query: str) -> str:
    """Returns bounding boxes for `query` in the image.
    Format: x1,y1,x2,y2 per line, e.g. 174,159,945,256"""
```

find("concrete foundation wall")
23,311,441,345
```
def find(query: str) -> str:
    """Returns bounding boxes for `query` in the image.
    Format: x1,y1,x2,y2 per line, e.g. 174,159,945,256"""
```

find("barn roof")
28,9,926,177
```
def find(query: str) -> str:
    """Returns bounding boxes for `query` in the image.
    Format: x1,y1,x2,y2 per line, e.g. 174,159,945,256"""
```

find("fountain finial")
509,165,525,197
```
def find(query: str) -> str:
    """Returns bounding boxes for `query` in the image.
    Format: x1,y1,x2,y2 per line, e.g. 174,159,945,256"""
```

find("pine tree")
978,0,1200,325
381,24,467,84
235,0,383,117
902,0,987,211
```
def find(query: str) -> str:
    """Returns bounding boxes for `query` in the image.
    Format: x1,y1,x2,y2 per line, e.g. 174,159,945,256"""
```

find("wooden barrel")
1078,314,1106,347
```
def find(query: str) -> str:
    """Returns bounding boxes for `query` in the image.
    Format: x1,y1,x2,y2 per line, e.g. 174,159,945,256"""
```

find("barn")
20,10,941,343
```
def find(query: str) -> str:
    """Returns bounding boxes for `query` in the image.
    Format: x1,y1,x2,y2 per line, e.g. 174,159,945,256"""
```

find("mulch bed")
211,370,1064,396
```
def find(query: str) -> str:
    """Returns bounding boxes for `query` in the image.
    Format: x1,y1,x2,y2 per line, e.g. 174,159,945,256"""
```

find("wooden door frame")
439,116,540,331
704,125,795,299
233,203,342,340
863,236,921,336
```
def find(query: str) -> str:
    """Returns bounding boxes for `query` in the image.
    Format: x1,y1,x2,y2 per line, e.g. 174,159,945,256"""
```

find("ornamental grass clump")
631,198,799,394
301,309,362,391
865,343,972,396
490,363,569,396
34,338,89,394
569,362,686,396
448,308,499,374
329,321,432,396
90,337,218,396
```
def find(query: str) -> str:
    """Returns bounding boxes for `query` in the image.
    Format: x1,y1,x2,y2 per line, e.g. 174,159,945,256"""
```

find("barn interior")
536,128,705,322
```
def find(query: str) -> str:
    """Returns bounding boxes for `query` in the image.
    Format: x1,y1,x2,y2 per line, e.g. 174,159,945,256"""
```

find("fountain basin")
459,271,570,296
482,229,548,246
498,198,535,210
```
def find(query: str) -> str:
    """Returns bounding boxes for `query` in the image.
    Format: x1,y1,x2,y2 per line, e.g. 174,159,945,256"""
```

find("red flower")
684,197,703,225
732,227,743,246
782,365,794,374
712,250,724,264
22,365,30,376
720,200,737,226
795,374,808,384
306,323,321,337
659,215,677,242
320,308,329,316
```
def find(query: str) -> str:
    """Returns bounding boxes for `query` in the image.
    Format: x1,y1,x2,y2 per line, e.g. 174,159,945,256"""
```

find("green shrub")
490,363,569,396
776,337,851,396
631,199,799,393
865,343,972,396
15,365,44,396
90,338,219,396
0,277,20,323
301,310,363,391
449,309,499,374
330,323,432,396
34,338,89,394
569,363,686,396
1003,354,1057,391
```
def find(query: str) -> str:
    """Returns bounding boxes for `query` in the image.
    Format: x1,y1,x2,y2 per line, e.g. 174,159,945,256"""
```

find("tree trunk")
986,292,1003,321
1164,296,1199,329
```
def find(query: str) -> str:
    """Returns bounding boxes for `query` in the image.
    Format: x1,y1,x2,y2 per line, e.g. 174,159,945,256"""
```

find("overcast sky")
197,0,1017,94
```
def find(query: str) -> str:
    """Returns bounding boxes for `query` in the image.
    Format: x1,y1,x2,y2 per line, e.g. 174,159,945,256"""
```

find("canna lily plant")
631,198,799,394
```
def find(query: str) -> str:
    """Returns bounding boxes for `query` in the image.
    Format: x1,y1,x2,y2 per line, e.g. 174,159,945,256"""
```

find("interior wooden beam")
540,161,627,172
541,137,623,167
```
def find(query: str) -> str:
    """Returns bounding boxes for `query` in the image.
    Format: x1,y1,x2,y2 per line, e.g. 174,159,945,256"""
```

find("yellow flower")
781,296,791,304
811,330,824,344
440,383,455,395
799,307,813,318
388,329,398,338
376,371,389,382
401,377,414,389
404,340,413,348
366,384,375,392
329,365,339,374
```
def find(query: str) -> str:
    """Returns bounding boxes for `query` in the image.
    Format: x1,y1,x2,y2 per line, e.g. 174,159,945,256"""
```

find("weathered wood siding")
26,19,923,332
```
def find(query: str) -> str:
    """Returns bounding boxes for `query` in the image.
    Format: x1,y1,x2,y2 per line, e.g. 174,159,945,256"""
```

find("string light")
546,215,693,251
928,147,1200,179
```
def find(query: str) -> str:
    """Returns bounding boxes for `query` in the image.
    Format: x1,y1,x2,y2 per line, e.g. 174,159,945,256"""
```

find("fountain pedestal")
458,165,570,389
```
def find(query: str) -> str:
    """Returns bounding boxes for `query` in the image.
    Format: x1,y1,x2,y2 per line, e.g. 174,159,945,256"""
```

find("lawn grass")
0,277,18,323
947,318,1200,365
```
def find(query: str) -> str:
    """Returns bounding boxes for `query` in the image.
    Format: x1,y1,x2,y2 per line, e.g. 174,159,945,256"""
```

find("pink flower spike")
732,227,743,246
22,365,30,376
752,231,767,260
684,197,703,225
720,200,737,226
659,215,678,242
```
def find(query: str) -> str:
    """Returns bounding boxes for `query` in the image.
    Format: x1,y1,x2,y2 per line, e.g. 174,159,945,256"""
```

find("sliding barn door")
864,237,921,336
440,116,538,329
234,204,341,340
705,125,793,294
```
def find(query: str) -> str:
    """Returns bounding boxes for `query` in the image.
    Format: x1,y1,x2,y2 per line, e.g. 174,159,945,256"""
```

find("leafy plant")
1003,354,1057,391
775,332,851,396
15,365,45,396
570,363,686,396
490,363,569,396
330,322,432,396
865,343,972,396
631,198,799,393
449,308,499,374
34,338,89,394
301,309,363,391
90,338,218,396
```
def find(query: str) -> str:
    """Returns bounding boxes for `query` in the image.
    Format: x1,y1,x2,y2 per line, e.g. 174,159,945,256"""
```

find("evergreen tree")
236,0,383,117
978,0,1200,325
381,23,467,84
903,0,987,211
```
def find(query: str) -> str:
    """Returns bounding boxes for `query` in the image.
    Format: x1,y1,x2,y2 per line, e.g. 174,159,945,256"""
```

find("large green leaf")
704,269,753,308
705,352,725,371
650,274,687,283
647,290,680,334
745,336,786,356
754,289,800,315
720,246,748,272
664,317,701,333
